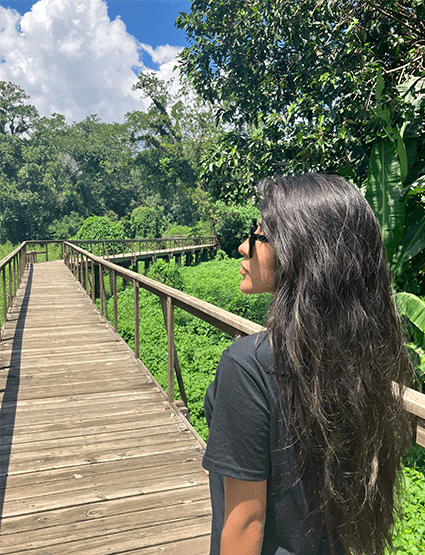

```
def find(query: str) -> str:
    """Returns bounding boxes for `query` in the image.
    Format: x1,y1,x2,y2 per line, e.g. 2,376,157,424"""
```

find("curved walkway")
0,260,211,554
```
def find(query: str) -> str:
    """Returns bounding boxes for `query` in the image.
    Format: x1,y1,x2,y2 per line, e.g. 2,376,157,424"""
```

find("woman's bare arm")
220,477,267,555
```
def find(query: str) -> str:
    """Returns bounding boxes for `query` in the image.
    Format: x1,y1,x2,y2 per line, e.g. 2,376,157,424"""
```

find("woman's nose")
238,238,249,258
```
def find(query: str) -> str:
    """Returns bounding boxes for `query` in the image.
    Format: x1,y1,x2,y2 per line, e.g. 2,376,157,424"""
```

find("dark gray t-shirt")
203,332,333,555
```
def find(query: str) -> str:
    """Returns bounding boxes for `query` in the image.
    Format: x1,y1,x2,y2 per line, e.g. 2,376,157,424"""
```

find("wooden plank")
417,423,425,448
0,499,211,553
0,515,211,555
0,484,209,535
2,449,204,490
2,470,209,518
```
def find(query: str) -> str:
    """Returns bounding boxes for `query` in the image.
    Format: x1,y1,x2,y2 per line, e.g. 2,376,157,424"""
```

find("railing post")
45,242,48,262
166,295,175,404
85,255,89,293
134,280,139,359
79,253,83,284
99,265,108,320
2,268,6,324
22,243,27,274
8,262,12,309
12,256,17,297
91,259,95,302
160,297,188,407
113,270,118,333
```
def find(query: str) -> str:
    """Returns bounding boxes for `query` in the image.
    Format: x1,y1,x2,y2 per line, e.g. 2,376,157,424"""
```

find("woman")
203,174,412,555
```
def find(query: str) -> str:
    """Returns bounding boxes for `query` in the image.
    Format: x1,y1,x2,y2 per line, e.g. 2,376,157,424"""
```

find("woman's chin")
240,279,253,295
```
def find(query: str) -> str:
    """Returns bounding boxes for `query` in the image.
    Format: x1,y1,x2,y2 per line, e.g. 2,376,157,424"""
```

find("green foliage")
214,200,260,257
0,81,39,136
129,205,165,238
127,73,222,197
0,77,224,243
182,257,271,324
177,1,425,200
47,211,84,240
164,223,192,237
391,467,425,553
146,259,184,290
366,141,405,261
75,216,124,241
403,443,425,475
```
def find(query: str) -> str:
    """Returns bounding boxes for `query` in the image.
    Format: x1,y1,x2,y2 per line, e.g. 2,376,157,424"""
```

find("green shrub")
391,467,425,553
164,223,192,237
130,206,165,238
214,200,260,257
48,212,84,240
146,259,184,290
75,215,124,241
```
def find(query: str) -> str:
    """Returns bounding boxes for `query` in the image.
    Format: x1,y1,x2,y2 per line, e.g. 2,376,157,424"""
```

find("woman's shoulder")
222,331,273,375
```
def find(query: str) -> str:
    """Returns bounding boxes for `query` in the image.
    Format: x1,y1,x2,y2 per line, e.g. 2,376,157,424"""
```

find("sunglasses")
249,218,269,258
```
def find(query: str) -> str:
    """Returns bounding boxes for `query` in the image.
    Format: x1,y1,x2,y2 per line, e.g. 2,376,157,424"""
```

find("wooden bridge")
1,241,425,554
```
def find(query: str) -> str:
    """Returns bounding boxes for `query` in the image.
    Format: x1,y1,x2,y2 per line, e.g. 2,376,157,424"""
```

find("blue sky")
0,0,191,57
0,0,193,122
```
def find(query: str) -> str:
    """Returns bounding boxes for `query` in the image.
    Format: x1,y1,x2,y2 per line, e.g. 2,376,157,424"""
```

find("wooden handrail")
70,236,216,257
63,242,262,337
62,242,425,447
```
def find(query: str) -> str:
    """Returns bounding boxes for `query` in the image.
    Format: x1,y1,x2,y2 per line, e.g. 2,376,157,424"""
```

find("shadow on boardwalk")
0,265,33,529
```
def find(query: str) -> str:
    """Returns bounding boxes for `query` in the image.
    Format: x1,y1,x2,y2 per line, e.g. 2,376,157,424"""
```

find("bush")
214,200,260,257
146,259,184,290
164,223,192,237
75,216,124,241
48,212,85,240
130,206,165,238
391,467,425,553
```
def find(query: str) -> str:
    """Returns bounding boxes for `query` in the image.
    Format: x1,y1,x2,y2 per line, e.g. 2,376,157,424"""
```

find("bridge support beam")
185,252,192,266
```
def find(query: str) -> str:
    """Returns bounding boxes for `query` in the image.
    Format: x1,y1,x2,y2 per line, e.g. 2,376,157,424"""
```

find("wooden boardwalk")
0,261,211,554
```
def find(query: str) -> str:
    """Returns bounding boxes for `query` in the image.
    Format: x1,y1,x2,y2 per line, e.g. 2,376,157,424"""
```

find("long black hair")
259,173,412,555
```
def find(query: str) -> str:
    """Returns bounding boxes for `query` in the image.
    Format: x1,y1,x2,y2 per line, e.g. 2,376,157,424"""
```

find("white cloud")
0,0,182,123
139,44,183,94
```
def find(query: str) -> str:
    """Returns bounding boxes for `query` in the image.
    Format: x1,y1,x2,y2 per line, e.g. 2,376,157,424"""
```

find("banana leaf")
392,204,425,276
396,292,425,334
366,141,405,261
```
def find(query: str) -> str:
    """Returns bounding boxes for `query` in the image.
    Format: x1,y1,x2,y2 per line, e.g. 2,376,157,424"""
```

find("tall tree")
0,81,39,136
126,73,221,197
177,0,425,200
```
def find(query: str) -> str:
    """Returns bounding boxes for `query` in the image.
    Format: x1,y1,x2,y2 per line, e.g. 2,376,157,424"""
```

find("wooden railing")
63,242,261,416
70,236,216,259
62,242,425,447
0,243,27,328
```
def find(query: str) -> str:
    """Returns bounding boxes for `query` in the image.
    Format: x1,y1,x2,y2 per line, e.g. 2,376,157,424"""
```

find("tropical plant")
365,74,425,391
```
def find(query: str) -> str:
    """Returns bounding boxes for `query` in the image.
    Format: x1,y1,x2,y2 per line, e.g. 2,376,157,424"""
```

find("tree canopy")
0,77,221,243
177,0,425,199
